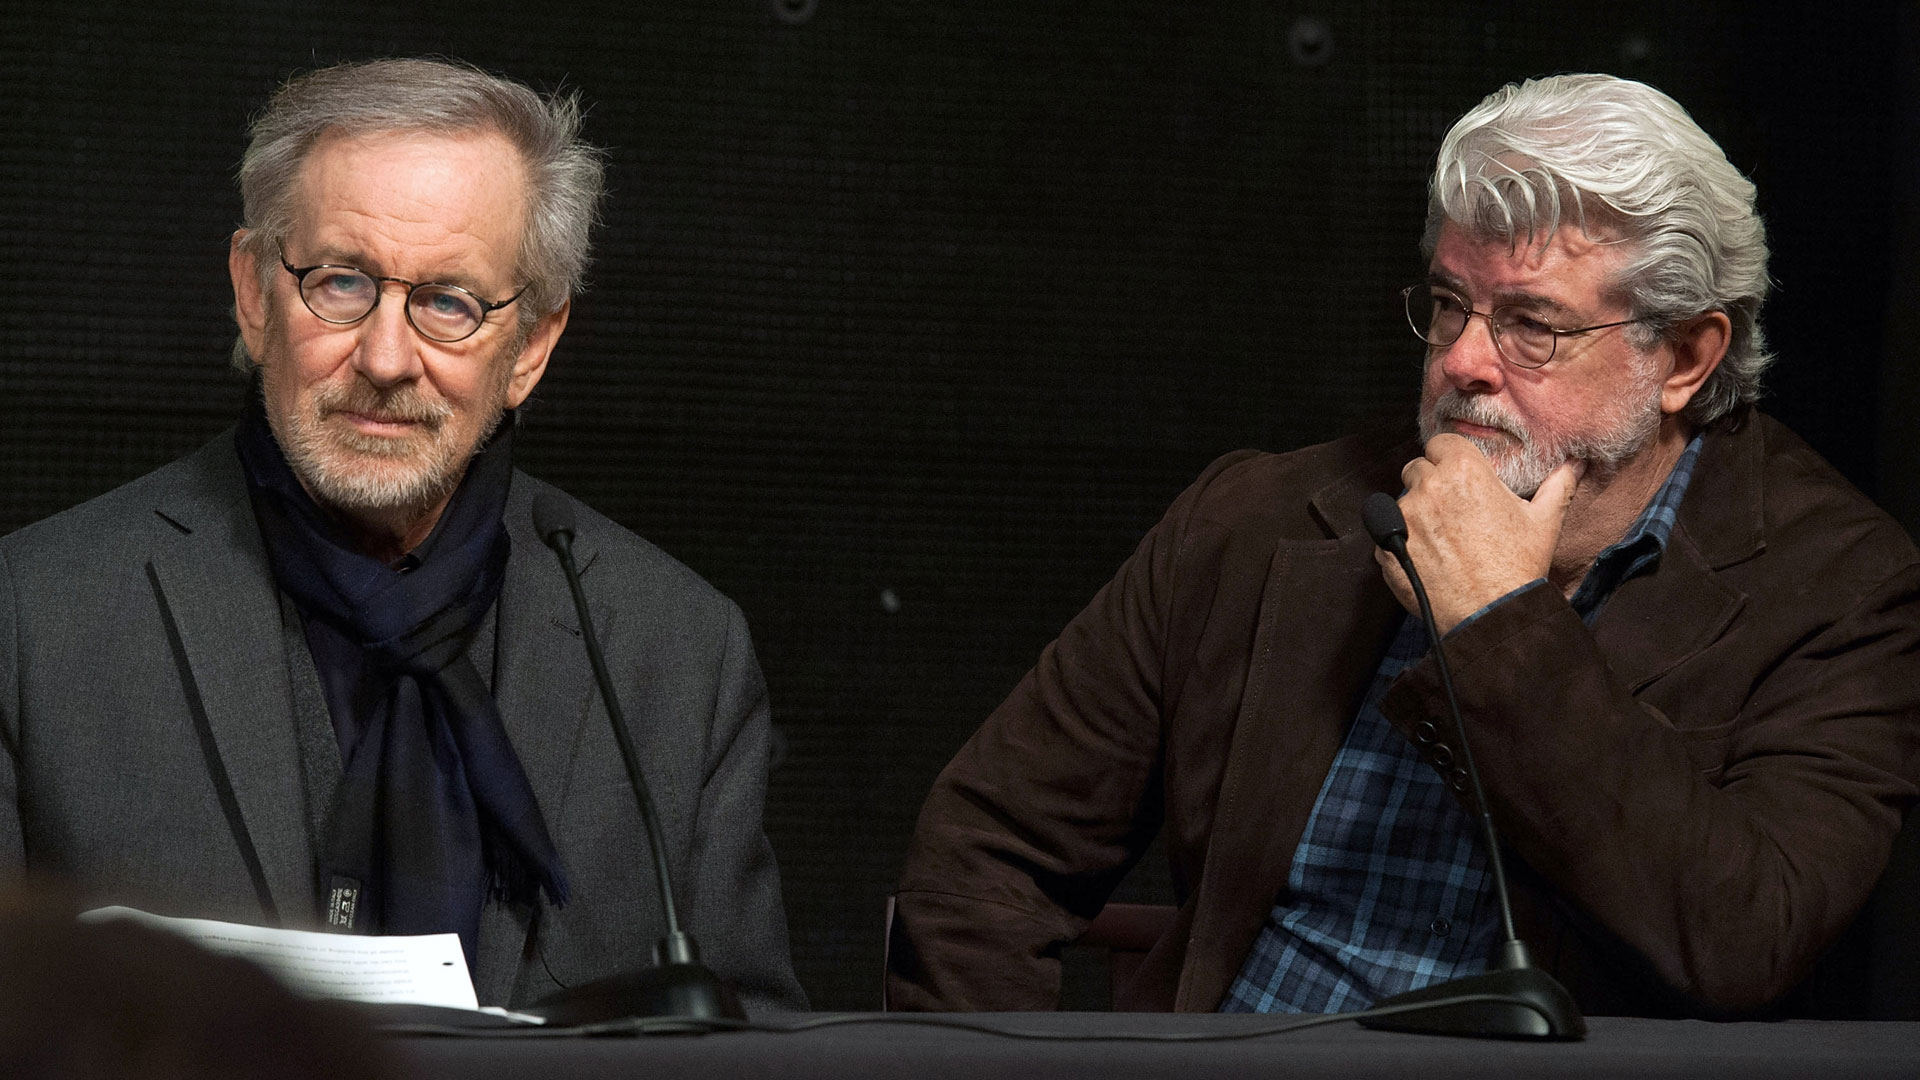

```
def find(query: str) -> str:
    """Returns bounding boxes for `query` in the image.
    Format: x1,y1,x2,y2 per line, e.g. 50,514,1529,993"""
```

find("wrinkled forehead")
285,127,531,281
1425,219,1642,320
289,126,529,227
1443,219,1636,273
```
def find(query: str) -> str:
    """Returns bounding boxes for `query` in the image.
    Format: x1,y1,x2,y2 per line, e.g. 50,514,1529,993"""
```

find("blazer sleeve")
1381,559,1920,1014
886,451,1256,1011
684,600,809,1014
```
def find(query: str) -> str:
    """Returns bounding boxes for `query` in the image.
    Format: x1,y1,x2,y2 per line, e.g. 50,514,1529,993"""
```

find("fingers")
1400,456,1434,489
1528,458,1584,529
1403,433,1493,497
1415,432,1499,488
1421,432,1480,463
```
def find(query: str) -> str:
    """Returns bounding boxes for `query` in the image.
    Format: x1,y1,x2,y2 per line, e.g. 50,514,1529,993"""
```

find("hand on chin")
1377,434,1582,634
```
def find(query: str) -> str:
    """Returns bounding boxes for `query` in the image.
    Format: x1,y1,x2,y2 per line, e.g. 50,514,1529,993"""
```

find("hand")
1375,434,1581,635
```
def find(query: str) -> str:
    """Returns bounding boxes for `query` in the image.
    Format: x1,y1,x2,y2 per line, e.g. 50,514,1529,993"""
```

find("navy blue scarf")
235,396,568,962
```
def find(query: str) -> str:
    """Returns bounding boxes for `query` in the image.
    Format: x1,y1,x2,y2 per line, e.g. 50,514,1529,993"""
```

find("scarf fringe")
485,833,571,909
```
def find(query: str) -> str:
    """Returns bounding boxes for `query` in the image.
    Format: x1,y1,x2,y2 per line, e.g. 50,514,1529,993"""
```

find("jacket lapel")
1177,451,1407,1009
1587,530,1745,693
1589,418,1762,691
473,479,601,1004
145,440,317,923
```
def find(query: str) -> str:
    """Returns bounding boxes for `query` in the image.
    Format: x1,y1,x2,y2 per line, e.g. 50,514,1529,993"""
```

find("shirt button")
1449,768,1471,793
1431,917,1451,936
1413,721,1438,745
1431,744,1454,768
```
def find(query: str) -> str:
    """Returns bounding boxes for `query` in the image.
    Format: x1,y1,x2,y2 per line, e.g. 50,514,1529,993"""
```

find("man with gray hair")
0,58,806,1013
889,74,1920,1018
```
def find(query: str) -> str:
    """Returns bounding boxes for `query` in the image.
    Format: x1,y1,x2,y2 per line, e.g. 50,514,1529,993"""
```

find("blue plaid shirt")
1221,435,1704,1014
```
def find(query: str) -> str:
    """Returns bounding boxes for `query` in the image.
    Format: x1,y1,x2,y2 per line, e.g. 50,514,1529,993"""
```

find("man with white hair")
0,58,805,1013
888,74,1920,1017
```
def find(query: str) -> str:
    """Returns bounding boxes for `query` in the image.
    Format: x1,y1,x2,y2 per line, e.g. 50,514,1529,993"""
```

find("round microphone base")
1356,964,1586,1040
526,962,747,1031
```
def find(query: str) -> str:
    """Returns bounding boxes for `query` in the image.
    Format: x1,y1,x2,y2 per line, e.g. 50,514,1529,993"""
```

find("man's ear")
228,230,269,364
1659,309,1732,416
504,300,570,409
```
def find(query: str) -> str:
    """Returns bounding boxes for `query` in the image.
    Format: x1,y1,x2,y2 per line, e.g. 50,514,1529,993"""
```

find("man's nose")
351,287,425,387
1437,312,1507,393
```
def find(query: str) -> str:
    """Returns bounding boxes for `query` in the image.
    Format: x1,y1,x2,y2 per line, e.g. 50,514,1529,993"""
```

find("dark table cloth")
391,1013,1920,1079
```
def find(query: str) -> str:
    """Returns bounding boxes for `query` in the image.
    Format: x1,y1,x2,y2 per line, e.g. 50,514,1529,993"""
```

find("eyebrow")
299,246,499,297
1425,270,1582,321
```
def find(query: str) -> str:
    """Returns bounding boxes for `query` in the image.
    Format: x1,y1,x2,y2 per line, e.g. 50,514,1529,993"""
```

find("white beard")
1418,370,1663,497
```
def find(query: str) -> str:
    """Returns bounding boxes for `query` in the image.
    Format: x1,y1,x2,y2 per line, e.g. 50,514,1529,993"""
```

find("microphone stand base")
1357,965,1586,1040
526,963,747,1031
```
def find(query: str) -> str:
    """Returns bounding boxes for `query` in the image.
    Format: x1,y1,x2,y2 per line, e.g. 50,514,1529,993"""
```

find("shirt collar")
1567,432,1706,620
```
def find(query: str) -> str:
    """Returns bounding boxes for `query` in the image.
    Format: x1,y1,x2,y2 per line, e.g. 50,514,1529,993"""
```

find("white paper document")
81,906,479,1009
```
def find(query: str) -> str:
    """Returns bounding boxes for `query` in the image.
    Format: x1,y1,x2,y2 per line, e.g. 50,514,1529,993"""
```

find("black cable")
376,992,1551,1042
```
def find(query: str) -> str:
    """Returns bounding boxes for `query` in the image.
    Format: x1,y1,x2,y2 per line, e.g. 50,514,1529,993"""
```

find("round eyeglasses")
278,248,529,343
1401,284,1645,369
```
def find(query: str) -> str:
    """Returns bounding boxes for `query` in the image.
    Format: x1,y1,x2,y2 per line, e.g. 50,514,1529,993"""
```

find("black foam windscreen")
532,492,578,548
1362,492,1409,552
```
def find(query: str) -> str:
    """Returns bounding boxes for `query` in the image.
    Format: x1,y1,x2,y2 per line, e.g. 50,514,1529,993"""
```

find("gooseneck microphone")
1357,492,1584,1040
527,492,746,1030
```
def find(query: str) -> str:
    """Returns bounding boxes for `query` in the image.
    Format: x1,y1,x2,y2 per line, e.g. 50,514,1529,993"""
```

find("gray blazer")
0,433,807,1013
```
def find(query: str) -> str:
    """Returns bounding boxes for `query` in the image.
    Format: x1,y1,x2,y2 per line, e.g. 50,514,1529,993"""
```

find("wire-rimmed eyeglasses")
1401,284,1645,369
278,246,529,343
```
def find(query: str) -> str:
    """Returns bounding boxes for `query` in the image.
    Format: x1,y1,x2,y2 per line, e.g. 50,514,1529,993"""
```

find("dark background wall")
2,1,1913,1011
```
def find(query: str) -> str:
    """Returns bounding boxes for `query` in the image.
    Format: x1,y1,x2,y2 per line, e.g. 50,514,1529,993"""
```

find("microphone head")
1361,491,1409,550
532,491,578,549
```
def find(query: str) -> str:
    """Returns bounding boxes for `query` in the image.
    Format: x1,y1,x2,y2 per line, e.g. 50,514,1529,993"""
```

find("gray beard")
274,380,475,515
254,303,516,517
1418,383,1662,497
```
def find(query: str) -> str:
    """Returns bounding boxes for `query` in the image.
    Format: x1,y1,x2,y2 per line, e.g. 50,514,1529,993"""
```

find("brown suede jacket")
888,411,1920,1017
